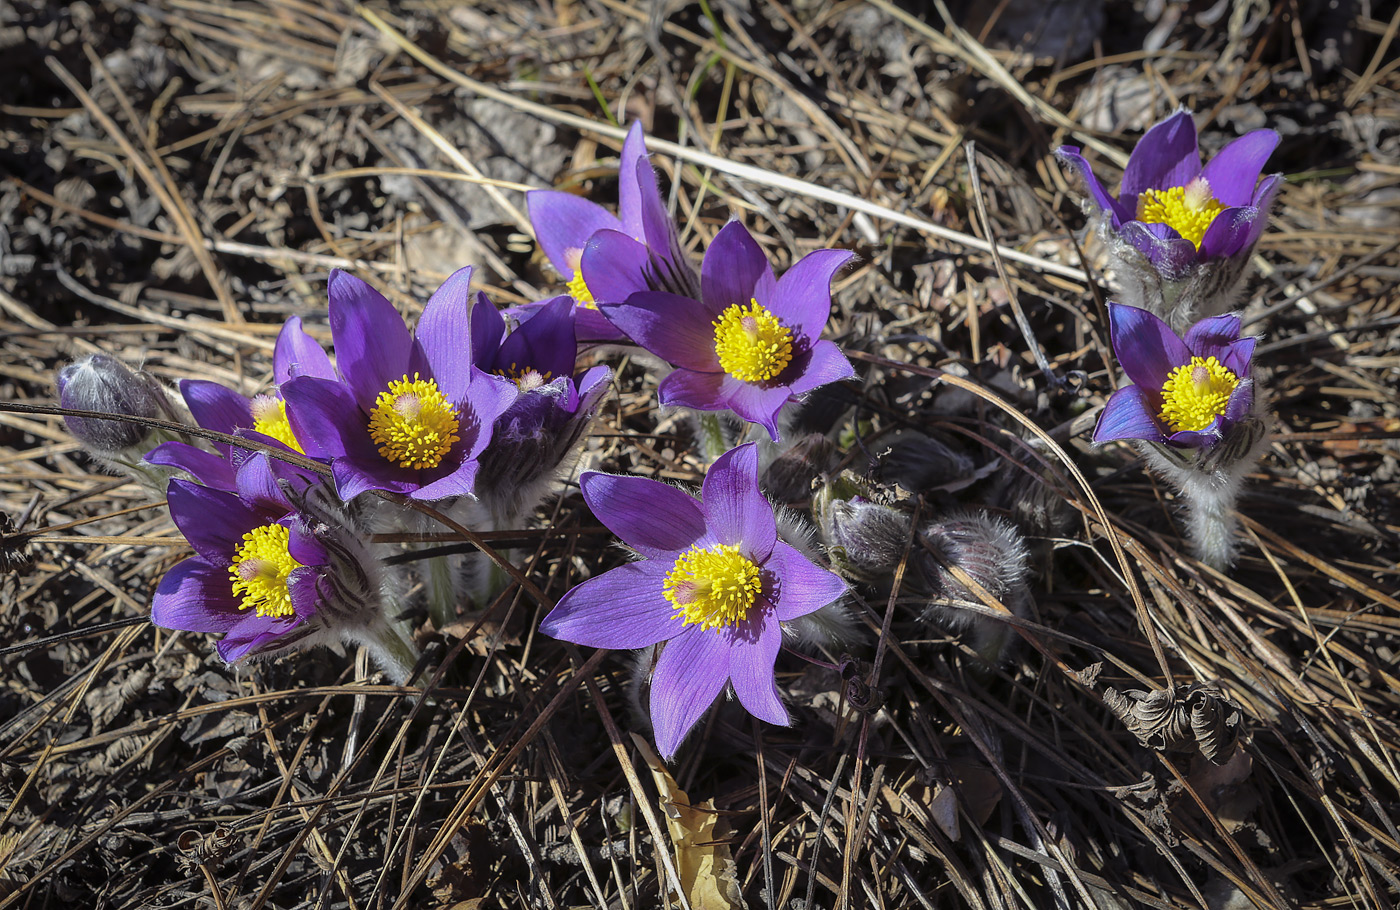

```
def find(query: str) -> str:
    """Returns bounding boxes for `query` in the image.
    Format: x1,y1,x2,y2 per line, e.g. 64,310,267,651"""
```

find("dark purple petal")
579,471,707,558
496,295,576,381
416,266,476,401
580,229,650,306
635,158,698,300
655,367,727,409
1108,303,1192,390
1093,385,1166,444
725,610,787,726
167,479,264,564
145,441,237,491
700,443,776,561
286,518,328,569
216,613,305,662
617,121,649,239
1121,110,1201,198
576,306,632,344
457,368,520,458
702,221,775,317
784,340,855,397
233,453,293,514
471,290,508,366
526,189,623,275
601,292,720,371
575,365,612,410
1055,146,1136,226
1165,427,1220,448
650,626,732,759
181,379,252,452
328,270,413,413
1219,337,1256,378
151,560,243,633
539,560,680,648
1200,129,1279,206
769,249,853,342
762,541,846,621
1196,206,1258,260
1118,222,1199,278
281,376,377,462
274,316,334,384
1183,313,1242,355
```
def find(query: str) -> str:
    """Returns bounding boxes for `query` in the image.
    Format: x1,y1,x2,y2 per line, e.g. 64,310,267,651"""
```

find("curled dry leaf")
1102,682,1243,764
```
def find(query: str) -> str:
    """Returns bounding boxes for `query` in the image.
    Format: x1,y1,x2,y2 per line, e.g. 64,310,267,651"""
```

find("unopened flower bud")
56,354,170,454
813,475,913,583
918,511,1031,665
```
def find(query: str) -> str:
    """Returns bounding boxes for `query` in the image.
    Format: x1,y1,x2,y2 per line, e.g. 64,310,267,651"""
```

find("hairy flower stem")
697,412,732,464
425,553,459,630
354,619,421,685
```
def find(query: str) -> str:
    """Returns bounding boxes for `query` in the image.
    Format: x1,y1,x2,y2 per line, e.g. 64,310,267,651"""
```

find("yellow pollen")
663,543,764,631
228,523,302,618
367,373,461,470
496,363,553,392
1135,177,1227,249
1158,356,1239,433
713,299,794,383
250,394,304,454
566,271,597,309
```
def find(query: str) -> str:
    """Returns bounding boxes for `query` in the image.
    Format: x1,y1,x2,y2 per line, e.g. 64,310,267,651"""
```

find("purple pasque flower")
145,316,334,490
539,443,847,760
152,453,334,662
280,268,519,502
1093,303,1256,449
1058,110,1281,274
526,122,699,343
599,220,854,441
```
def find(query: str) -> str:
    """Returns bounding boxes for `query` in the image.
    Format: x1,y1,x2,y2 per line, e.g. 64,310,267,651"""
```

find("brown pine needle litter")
2,1,1399,908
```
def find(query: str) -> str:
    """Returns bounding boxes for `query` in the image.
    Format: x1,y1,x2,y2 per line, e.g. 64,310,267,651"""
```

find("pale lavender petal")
1183,313,1242,354
701,443,776,560
1108,303,1192,390
1121,110,1201,198
167,479,262,564
145,441,237,491
581,229,650,306
602,292,720,371
1093,385,1166,444
151,561,243,633
539,560,679,648
1201,129,1279,206
281,376,377,462
1196,206,1257,260
702,221,773,317
527,190,623,275
650,626,732,759
785,341,855,397
274,316,333,384
617,121,648,239
416,266,476,401
725,611,788,726
771,249,854,341
762,541,846,621
410,461,479,501
328,270,413,413
1055,146,1135,225
579,471,707,558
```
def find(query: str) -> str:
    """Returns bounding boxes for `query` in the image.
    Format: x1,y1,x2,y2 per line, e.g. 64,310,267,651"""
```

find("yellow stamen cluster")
496,363,554,392
250,394,304,454
229,523,303,617
567,271,597,309
367,373,461,470
663,543,764,631
712,300,794,383
1135,177,1226,249
1158,356,1239,433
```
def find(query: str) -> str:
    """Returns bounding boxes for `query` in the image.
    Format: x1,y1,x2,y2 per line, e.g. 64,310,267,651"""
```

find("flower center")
1135,177,1227,249
663,543,764,631
566,271,597,309
367,373,461,470
250,394,304,454
1158,356,1239,433
496,363,553,392
712,299,794,383
228,523,303,617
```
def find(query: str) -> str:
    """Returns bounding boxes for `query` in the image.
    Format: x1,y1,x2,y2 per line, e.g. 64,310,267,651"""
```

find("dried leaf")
1103,683,1243,764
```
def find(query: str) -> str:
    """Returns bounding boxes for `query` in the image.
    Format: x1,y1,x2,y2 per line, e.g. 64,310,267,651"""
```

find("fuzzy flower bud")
812,474,912,583
57,354,171,454
917,512,1032,665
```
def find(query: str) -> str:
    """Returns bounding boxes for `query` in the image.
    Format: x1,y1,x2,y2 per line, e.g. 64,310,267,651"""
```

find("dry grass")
1,0,1399,907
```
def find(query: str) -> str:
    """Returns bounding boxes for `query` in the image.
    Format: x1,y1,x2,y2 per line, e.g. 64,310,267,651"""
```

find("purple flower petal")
151,560,243,633
634,159,699,299
1196,206,1258,260
286,519,328,569
1093,385,1166,444
328,270,413,413
496,295,576,381
526,189,623,276
581,229,650,306
416,266,476,401
1121,110,1201,199
471,290,508,366
579,471,707,558
1108,303,1192,391
576,306,632,344
1118,222,1199,278
1055,146,1136,226
769,248,853,342
458,368,519,456
602,292,720,371
216,613,305,662
762,541,846,621
145,441,238,491
700,443,776,561
785,340,855,397
286,567,322,619
1219,336,1256,378
330,456,417,500
274,316,334,384
1223,377,1254,425
233,453,293,514
281,376,378,462
650,626,732,759
725,610,788,726
702,222,775,317
181,379,253,453
539,560,680,648
1183,313,1242,354
617,121,648,240
410,461,479,501
167,478,270,564
1201,129,1279,206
